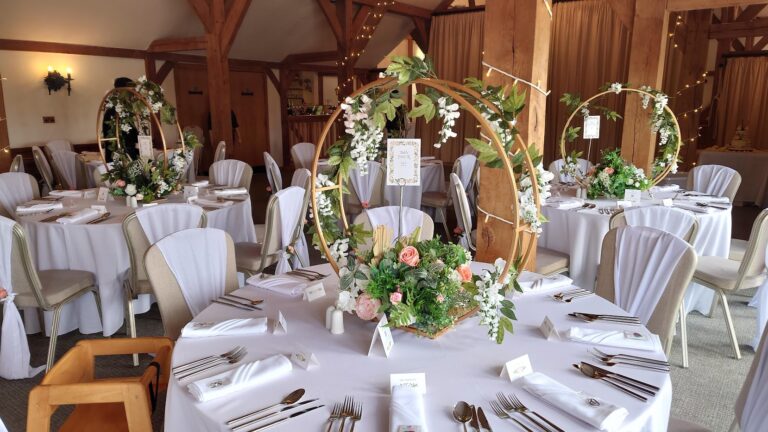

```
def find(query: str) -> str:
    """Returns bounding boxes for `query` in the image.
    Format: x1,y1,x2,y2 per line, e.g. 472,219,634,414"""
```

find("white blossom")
610,82,623,94
435,96,460,148
125,184,137,196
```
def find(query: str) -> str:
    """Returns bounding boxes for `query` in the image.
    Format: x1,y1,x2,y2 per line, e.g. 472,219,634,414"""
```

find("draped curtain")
544,0,631,165
715,56,768,149
419,11,484,163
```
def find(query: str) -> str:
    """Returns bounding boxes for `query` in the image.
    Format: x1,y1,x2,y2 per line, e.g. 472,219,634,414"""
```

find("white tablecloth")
18,193,256,337
540,194,731,316
165,263,671,432
698,149,768,206
383,161,445,210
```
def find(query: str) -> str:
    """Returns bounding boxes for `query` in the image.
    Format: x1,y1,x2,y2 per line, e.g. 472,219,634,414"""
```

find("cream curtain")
715,56,768,149
544,0,631,165
419,11,484,162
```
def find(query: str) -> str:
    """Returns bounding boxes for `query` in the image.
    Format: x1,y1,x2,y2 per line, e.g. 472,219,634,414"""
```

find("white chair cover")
0,173,36,218
741,324,768,432
155,228,228,316
455,155,477,189
214,141,226,163
50,150,79,189
136,204,204,244
291,142,315,169
614,226,688,323
449,174,472,250
210,159,247,187
10,155,24,173
349,161,382,205
692,164,737,197
274,187,309,274
365,206,425,241
549,158,592,183
45,139,72,153
264,152,283,192
291,168,311,189
623,206,695,240
0,216,44,379
749,252,768,349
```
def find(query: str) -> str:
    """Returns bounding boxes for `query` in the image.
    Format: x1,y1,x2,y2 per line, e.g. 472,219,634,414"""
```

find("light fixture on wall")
43,65,74,95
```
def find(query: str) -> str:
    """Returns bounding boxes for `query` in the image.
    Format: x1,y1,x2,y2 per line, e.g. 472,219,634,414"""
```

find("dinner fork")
507,393,565,432
488,400,532,432
349,401,362,432
337,396,354,432
497,393,553,432
175,348,247,380
326,402,342,432
172,346,244,373
591,348,669,366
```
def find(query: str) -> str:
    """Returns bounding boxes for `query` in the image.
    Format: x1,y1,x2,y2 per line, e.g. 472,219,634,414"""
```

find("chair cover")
31,146,55,191
50,150,79,189
264,152,283,192
692,165,736,197
739,324,768,432
623,206,695,240
136,204,204,244
449,173,473,250
154,228,228,316
10,155,24,173
274,187,309,274
349,161,382,206
214,141,226,163
210,159,247,187
454,155,477,189
614,226,688,323
0,173,36,218
0,216,44,379
365,206,425,241
291,142,315,169
45,139,72,153
549,158,592,183
291,168,311,189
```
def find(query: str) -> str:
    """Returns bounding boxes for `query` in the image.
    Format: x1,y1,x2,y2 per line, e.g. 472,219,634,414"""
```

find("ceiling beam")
735,4,766,22
710,17,768,39
316,0,343,42
352,5,373,37
411,17,429,52
148,36,207,53
667,0,762,12
282,50,338,64
156,61,175,84
435,0,454,12
187,0,212,32
755,35,768,50
0,38,146,59
354,0,431,19
222,0,252,53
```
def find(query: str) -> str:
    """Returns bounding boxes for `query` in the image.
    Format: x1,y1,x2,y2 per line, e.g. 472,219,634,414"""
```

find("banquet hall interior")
1,0,768,431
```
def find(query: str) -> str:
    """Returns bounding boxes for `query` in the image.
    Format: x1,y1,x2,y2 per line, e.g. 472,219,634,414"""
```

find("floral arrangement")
586,149,650,199
101,76,200,202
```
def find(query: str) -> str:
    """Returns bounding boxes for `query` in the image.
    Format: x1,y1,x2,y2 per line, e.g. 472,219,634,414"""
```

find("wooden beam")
435,0,454,12
710,18,768,39
282,51,338,64
350,2,389,62
187,0,212,31
0,38,145,59
735,4,766,22
0,74,10,173
144,56,158,82
411,17,430,52
354,0,432,18
207,0,234,153
148,36,207,53
316,0,343,42
732,38,746,50
222,0,252,53
667,0,760,12
755,35,768,50
337,0,355,99
156,61,175,84
352,5,373,37
265,68,280,90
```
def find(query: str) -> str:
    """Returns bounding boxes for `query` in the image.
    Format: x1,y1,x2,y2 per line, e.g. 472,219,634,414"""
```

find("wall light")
44,65,74,95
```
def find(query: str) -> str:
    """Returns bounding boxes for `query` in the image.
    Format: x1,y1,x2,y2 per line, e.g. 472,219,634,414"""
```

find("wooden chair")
27,337,173,432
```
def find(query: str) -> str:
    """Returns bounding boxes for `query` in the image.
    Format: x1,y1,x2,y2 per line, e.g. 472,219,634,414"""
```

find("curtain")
544,0,631,165
419,11,484,163
715,56,768,149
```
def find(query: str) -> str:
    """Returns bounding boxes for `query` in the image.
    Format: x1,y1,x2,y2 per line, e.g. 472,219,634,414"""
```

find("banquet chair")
235,186,310,277
535,248,571,276
122,205,206,364
209,159,253,189
10,154,24,172
213,141,226,163
145,228,239,339
353,206,434,251
422,156,477,237
49,150,80,190
44,139,73,155
0,172,40,218
7,220,100,371
691,208,768,359
549,158,593,183
183,126,205,177
32,146,56,194
610,206,699,367
462,144,478,156
687,164,741,202
346,161,384,216
27,337,172,432
91,164,109,188
450,173,474,250
596,226,697,356
264,151,283,192
291,142,315,169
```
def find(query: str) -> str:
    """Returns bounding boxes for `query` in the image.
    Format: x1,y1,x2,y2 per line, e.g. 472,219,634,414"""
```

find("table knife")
248,404,324,432
232,398,319,431
469,404,480,431
588,362,660,392
215,297,262,310
477,407,493,432
212,299,260,312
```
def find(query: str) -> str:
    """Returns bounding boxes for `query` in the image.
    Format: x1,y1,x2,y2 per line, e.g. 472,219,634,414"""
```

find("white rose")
136,193,144,201
125,184,137,196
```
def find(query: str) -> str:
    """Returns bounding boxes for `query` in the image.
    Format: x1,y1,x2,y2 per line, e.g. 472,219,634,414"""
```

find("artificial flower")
355,293,381,321
457,264,473,282
398,246,420,267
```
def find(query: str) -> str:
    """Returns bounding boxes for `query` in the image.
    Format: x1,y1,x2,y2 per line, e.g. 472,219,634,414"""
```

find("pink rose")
116,179,126,188
456,264,473,282
399,246,420,267
0,288,7,299
436,294,445,303
453,226,464,235
390,291,402,305
355,293,381,321
266,186,272,193
361,201,370,209
604,167,614,175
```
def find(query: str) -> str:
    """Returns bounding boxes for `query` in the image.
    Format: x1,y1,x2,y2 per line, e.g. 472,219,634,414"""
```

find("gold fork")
326,402,342,432
336,396,353,432
488,401,532,432
349,401,362,432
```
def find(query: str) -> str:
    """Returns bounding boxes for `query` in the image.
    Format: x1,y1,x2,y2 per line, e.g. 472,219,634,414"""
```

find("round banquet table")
17,192,257,337
383,159,445,211
165,263,672,432
539,191,731,316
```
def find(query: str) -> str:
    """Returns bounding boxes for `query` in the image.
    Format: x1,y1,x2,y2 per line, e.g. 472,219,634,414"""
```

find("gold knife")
469,404,480,431
477,407,493,432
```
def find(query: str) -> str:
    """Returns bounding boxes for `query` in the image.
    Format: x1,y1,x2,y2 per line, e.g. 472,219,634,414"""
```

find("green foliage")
586,149,650,199
409,94,436,122
384,56,436,85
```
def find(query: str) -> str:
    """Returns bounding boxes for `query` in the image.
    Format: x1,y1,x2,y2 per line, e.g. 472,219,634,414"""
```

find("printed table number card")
386,139,421,187
390,373,427,395
583,115,601,139
290,349,319,370
539,316,560,341
303,282,326,302
368,315,395,357
500,354,534,382
624,189,642,203
97,187,110,202
138,135,153,161
662,198,674,207
273,310,288,334
183,185,199,200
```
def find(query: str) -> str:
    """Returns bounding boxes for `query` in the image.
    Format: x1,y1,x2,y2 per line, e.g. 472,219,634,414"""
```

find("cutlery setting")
483,393,564,432
589,348,670,372
569,312,641,325
213,295,264,311
574,362,659,402
86,212,112,224
173,346,247,380
226,388,325,431
552,288,593,303
286,268,328,281
326,396,362,432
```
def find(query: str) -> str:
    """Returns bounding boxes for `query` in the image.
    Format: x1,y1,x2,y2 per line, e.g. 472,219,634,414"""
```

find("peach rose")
604,167,614,175
456,264,473,282
436,294,445,303
389,291,402,305
355,293,381,321
0,288,7,299
116,179,126,188
399,246,420,267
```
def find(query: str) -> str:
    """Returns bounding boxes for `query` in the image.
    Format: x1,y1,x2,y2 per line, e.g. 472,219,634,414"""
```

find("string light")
482,61,551,96
674,72,709,96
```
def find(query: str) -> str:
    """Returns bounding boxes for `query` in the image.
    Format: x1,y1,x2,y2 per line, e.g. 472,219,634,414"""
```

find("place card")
290,349,319,370
539,316,560,341
90,205,107,214
368,315,394,357
97,187,110,202
302,282,326,302
386,139,421,186
662,198,674,207
397,427,423,432
138,135,153,161
500,354,533,382
616,200,633,208
184,185,199,200
142,202,158,208
583,115,601,139
82,189,97,199
390,373,426,395
273,310,288,334
624,189,641,203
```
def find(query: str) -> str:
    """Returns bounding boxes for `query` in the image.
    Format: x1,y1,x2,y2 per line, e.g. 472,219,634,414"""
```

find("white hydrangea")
518,163,552,235
120,123,132,133
435,97,460,148
328,238,349,263
654,94,669,115
639,85,653,109
157,180,169,194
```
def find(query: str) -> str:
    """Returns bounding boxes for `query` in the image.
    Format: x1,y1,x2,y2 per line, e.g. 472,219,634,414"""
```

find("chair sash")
50,150,80,189
550,158,591,183
211,160,246,187
693,165,736,197
366,206,424,242
0,216,44,379
45,139,71,153
291,143,315,169
290,168,311,189
274,187,308,274
623,206,695,240
136,204,204,244
740,324,768,431
614,226,688,323
155,228,228,315
0,173,35,218
265,152,283,192
349,161,381,205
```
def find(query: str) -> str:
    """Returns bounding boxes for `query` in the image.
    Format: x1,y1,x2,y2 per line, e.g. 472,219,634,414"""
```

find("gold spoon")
453,401,472,432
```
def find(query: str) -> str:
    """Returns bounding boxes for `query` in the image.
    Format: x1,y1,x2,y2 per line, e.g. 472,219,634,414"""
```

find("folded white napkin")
246,274,307,297
189,180,209,187
187,354,293,402
56,208,100,224
390,384,428,432
650,184,680,193
546,198,584,210
566,327,661,352
517,272,573,293
214,187,248,196
180,318,268,338
193,198,234,208
420,156,436,160
683,195,730,204
48,190,83,198
672,202,718,214
15,201,63,214
522,372,629,431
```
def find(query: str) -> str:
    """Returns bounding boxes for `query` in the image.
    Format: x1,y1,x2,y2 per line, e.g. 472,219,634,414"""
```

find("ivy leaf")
409,94,436,122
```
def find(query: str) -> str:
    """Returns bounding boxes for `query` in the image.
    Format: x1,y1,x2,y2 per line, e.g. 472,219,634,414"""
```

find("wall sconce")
44,66,74,95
